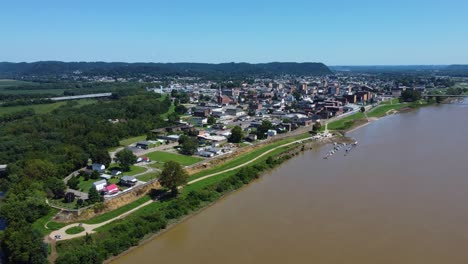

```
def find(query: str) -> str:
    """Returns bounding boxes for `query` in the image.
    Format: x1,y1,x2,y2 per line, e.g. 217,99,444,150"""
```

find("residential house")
91,163,106,173
120,176,138,186
93,180,107,191
103,184,119,195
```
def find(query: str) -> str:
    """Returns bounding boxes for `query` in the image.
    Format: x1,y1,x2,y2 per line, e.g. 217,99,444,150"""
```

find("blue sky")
1,0,467,65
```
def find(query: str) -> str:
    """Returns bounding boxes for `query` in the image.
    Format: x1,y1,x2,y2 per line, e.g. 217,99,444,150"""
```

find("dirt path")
46,136,312,242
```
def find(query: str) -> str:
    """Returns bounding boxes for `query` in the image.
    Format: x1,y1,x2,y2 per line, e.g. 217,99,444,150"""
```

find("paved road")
46,136,313,241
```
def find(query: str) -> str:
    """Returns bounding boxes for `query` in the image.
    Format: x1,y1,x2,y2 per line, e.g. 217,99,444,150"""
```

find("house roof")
104,184,118,192
100,174,112,180
121,176,137,182
93,180,107,186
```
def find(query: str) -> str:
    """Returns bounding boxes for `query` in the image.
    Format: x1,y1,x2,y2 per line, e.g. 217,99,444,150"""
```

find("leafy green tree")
229,126,244,143
114,149,137,172
312,122,322,133
22,159,58,180
401,89,422,102
1,222,48,264
88,186,101,204
175,104,187,115
90,170,100,180
90,148,111,167
159,161,188,195
67,176,80,190
181,137,198,155
207,115,216,125
44,177,67,199
256,120,273,139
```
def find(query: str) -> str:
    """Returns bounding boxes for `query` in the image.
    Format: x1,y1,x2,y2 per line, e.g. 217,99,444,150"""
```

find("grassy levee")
83,195,152,225
327,112,365,131
189,133,310,181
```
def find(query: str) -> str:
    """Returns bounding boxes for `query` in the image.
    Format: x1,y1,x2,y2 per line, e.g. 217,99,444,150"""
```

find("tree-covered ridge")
0,94,171,180
0,61,332,77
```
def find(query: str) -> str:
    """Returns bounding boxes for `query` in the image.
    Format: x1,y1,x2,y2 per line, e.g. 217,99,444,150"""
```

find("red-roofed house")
103,184,119,195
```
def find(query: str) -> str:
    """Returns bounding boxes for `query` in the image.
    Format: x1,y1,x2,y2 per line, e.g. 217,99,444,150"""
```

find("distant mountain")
0,61,332,78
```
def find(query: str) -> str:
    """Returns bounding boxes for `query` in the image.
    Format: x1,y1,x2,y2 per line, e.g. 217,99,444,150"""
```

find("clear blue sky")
1,0,467,65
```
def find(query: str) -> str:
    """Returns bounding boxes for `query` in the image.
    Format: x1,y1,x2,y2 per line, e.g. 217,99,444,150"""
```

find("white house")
93,180,107,191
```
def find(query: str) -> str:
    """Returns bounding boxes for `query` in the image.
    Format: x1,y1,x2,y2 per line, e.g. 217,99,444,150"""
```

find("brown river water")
113,101,468,264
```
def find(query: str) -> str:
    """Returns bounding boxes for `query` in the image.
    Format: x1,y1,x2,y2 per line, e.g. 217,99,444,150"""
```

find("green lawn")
367,103,408,118
160,101,175,119
119,135,147,147
107,164,147,176
146,151,203,166
77,177,98,192
65,226,85,235
327,112,365,130
0,99,97,115
136,172,159,182
32,208,60,236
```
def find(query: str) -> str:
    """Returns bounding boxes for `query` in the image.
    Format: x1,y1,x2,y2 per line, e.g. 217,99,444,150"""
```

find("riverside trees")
159,161,188,195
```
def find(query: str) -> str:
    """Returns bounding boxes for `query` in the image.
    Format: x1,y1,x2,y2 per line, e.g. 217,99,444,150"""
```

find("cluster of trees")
256,120,273,139
178,135,199,155
55,151,293,264
229,126,244,143
400,89,422,102
0,93,174,263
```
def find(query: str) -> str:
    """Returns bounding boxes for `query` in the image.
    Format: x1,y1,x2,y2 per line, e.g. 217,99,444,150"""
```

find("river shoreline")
104,122,382,263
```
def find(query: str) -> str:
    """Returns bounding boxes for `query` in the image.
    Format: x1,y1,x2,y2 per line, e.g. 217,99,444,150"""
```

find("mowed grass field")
146,151,203,166
0,99,97,115
0,79,65,95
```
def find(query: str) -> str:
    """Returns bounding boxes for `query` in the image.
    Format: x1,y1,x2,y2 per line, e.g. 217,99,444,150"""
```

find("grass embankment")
327,100,432,131
0,99,97,115
65,226,85,235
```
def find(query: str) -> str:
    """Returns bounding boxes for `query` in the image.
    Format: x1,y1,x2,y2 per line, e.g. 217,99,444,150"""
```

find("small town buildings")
0,164,7,173
120,176,137,186
93,180,107,191
136,141,151,149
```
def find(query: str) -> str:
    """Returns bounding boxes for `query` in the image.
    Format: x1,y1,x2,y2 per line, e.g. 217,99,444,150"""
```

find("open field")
146,151,203,166
136,172,159,182
119,135,147,147
0,99,97,115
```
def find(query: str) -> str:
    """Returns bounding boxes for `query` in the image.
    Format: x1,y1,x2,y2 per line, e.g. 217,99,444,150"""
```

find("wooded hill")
0,61,333,78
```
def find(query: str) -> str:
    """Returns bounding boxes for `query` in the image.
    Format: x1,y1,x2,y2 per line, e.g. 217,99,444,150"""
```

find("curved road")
48,136,312,241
